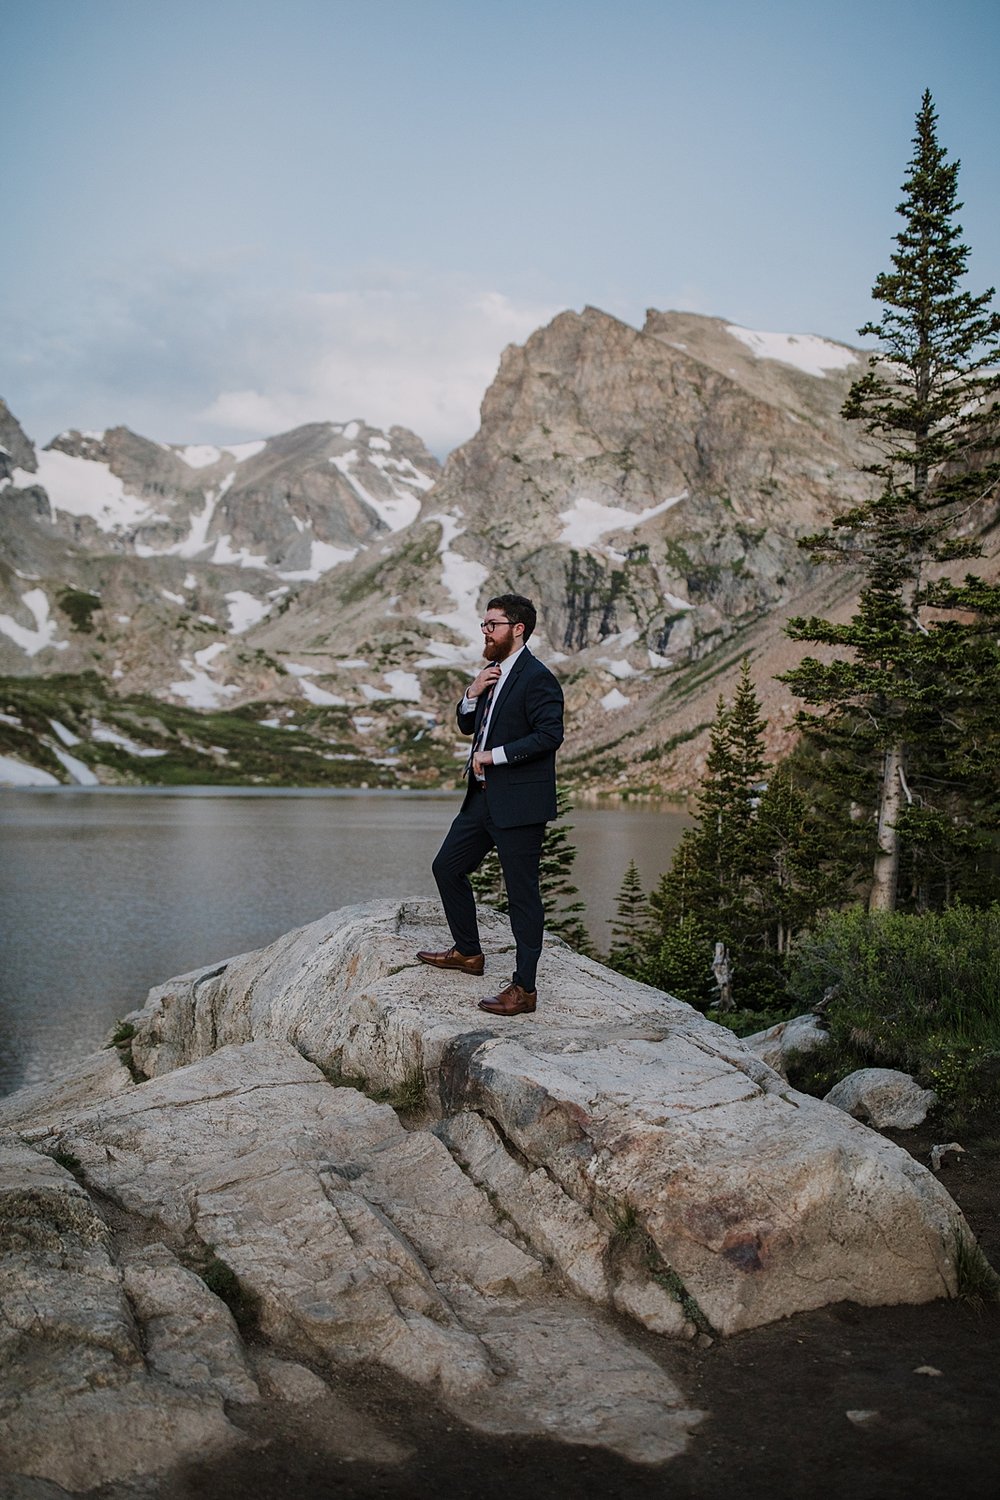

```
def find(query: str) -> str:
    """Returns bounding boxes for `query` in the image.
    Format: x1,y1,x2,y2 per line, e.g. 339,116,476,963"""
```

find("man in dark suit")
417,593,564,1016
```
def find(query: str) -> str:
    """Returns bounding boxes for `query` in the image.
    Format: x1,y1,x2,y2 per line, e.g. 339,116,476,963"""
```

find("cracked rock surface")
0,899,971,1492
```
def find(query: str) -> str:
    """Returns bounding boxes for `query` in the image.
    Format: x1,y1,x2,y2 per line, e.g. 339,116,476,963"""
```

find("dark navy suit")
431,648,564,991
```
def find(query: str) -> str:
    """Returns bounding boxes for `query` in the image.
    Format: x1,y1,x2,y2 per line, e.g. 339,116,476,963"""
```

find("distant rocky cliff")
7,307,991,792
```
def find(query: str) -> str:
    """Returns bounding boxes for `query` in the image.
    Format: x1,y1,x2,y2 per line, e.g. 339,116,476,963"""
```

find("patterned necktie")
466,682,495,778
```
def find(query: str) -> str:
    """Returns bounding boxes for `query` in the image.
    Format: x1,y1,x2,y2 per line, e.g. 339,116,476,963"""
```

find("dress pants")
431,784,546,992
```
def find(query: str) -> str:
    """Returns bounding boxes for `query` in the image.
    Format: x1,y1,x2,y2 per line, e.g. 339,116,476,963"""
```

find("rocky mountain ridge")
5,307,977,793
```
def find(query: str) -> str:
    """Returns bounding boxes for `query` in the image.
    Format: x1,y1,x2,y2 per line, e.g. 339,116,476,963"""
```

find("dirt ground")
168,1121,1000,1500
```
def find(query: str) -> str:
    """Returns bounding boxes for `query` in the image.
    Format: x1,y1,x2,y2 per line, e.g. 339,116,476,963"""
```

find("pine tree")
538,787,593,953
639,661,781,1006
782,92,1000,912
750,758,842,955
683,658,768,937
607,860,650,977
644,912,716,1009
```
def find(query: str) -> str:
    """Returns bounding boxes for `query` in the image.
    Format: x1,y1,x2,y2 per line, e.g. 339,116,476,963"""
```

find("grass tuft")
106,1019,145,1083
51,1148,84,1179
200,1253,261,1331
605,1200,642,1250
603,1196,717,1337
953,1230,1000,1309
380,1067,428,1117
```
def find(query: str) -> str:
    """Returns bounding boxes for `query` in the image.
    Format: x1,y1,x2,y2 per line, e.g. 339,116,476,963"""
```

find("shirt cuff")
491,745,507,765
460,693,476,713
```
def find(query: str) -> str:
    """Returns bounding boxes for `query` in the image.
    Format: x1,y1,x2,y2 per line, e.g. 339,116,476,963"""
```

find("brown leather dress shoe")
478,982,537,1016
416,946,485,976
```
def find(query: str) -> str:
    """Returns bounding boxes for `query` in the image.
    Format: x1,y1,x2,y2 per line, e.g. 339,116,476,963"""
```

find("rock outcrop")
272,308,886,788
742,1011,830,1078
824,1068,939,1130
0,901,974,1492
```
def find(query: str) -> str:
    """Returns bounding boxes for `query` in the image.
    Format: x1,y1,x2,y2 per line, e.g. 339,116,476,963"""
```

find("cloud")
0,258,560,456
198,280,559,455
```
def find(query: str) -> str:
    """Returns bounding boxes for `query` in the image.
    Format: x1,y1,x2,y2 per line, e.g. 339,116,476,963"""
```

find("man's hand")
471,750,494,777
468,663,501,699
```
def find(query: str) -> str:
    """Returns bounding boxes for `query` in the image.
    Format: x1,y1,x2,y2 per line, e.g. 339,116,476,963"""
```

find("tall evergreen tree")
684,658,768,935
749,758,842,955
538,787,593,953
783,92,1000,912
607,859,650,977
625,664,839,1007
638,661,781,1006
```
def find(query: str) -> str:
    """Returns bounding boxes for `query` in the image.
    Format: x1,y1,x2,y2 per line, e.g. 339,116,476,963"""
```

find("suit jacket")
458,649,564,828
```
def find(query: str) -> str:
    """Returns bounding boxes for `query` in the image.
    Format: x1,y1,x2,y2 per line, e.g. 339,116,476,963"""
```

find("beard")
483,635,514,662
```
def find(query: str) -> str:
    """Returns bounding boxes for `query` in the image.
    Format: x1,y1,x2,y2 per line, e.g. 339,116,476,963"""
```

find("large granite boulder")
104,898,961,1336
0,899,974,1492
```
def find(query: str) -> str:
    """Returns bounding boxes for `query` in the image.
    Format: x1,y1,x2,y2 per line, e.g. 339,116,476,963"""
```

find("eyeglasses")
480,619,511,633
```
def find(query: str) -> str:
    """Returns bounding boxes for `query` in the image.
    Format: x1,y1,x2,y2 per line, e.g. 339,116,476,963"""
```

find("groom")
417,593,564,1016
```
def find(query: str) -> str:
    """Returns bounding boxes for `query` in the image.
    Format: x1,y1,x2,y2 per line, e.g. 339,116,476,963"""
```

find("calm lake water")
0,788,689,1096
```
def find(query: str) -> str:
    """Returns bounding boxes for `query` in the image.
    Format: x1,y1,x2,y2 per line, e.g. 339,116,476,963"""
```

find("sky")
3,0,999,458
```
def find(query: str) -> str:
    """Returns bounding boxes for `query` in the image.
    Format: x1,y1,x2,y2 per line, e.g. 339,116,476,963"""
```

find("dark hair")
487,593,537,641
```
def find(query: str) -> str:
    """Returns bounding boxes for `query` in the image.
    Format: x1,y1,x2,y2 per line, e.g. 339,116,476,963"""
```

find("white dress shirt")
461,644,526,768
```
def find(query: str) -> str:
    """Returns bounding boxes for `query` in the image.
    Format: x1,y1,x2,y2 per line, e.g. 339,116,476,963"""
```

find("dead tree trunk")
869,741,905,911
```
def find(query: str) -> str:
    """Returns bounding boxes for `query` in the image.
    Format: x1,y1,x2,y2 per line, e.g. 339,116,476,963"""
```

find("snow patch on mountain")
726,326,857,377
175,441,266,468
134,487,223,561
91,723,166,757
210,534,268,569
383,670,421,701
298,679,347,707
51,745,99,785
602,659,637,679
329,449,425,531
170,642,240,708
225,591,271,634
558,492,686,547
49,718,80,746
277,539,359,582
0,589,68,657
416,513,488,662
20,451,166,533
0,755,60,787
195,642,228,669
367,449,436,493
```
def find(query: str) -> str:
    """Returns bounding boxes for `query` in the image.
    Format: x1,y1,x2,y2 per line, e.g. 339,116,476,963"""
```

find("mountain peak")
0,400,37,476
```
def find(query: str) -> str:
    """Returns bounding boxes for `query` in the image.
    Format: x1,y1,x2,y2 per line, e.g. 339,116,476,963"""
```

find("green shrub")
786,905,1000,1112
642,914,716,1009
57,588,102,633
